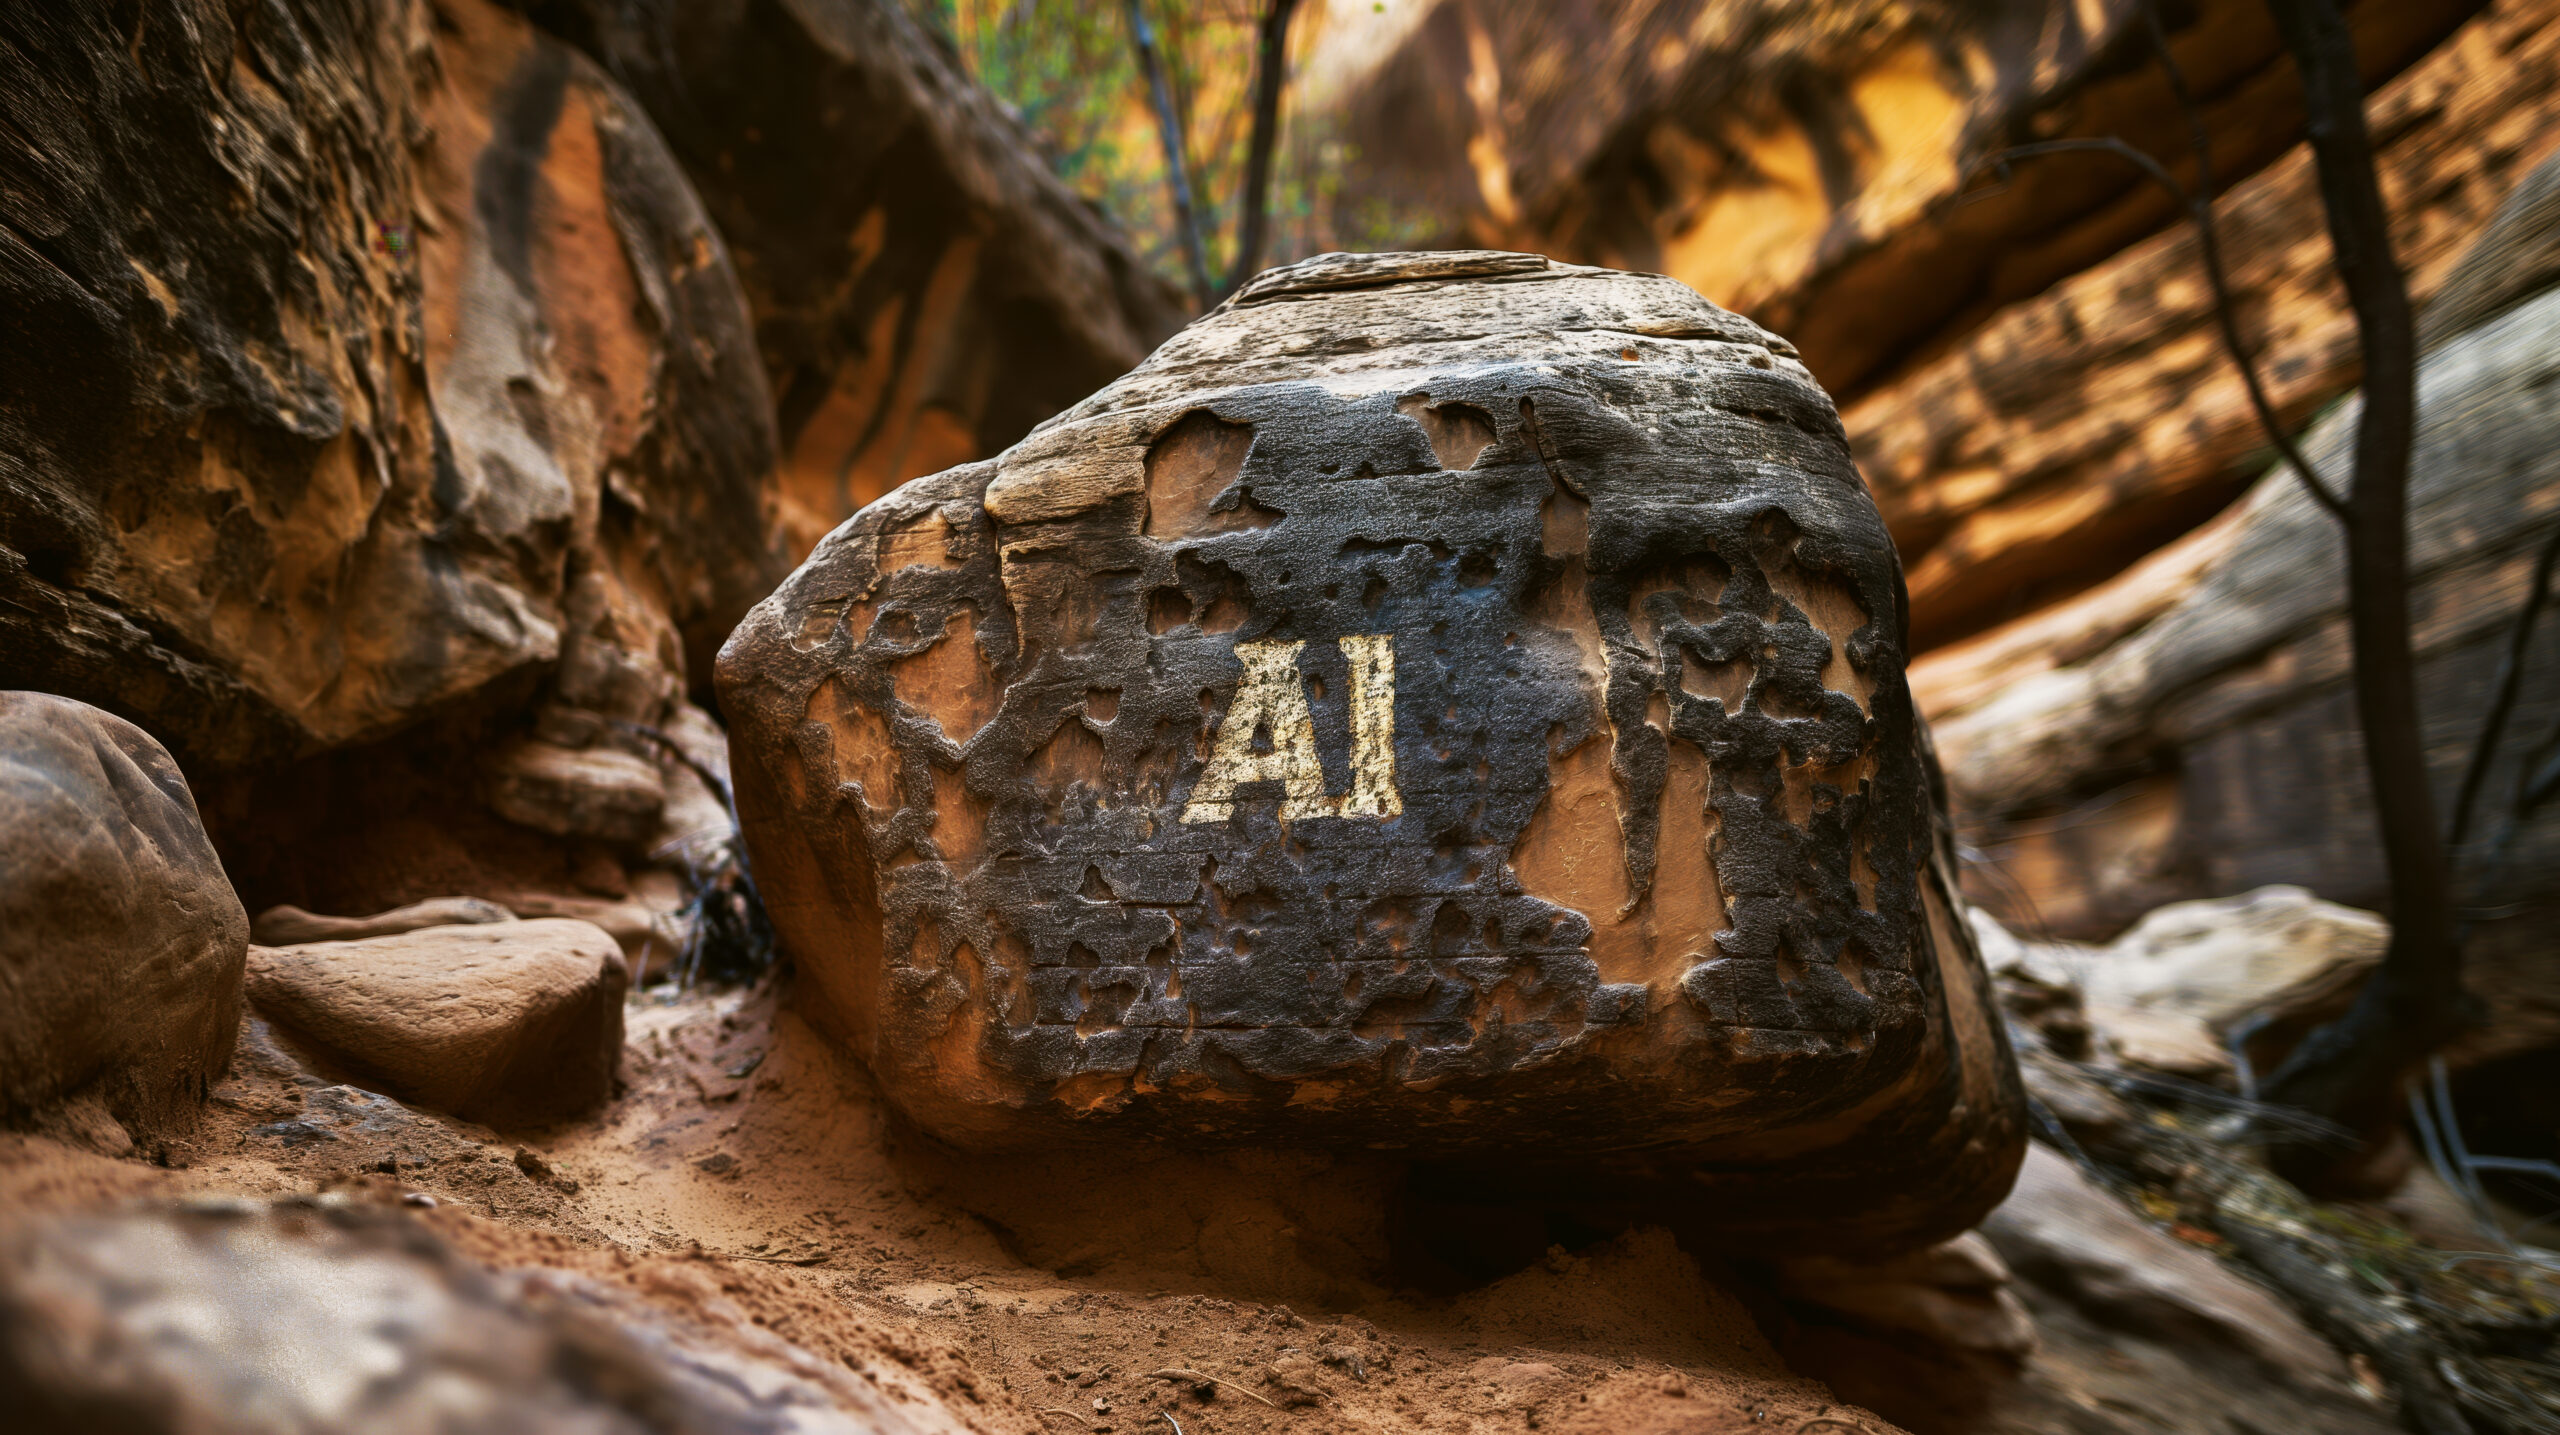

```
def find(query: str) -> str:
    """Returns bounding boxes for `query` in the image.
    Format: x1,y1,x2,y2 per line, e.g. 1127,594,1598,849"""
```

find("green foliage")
901,0,1426,300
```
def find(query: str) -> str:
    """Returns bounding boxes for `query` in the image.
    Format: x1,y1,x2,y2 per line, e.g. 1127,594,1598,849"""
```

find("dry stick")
1223,0,1303,296
1125,0,1213,309
2448,523,2560,851
1963,133,2347,520
1145,1367,1279,1408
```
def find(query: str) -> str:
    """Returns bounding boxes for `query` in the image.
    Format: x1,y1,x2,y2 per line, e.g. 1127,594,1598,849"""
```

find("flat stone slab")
247,919,628,1128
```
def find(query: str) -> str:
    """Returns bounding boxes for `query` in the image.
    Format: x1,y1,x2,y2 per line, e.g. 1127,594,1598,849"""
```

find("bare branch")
2252,0,2461,1174
1125,0,1213,308
1968,133,2350,520
1223,0,1302,296
2449,523,2560,850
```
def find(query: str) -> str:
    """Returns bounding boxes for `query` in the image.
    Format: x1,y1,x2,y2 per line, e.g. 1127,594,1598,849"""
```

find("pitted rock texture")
0,692,246,1134
720,252,2021,1245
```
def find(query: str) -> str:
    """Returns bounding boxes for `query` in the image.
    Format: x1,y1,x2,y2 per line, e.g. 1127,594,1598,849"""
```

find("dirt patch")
0,979,1898,1435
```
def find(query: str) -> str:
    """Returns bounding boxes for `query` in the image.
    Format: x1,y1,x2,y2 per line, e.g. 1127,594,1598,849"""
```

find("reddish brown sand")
0,978,1900,1435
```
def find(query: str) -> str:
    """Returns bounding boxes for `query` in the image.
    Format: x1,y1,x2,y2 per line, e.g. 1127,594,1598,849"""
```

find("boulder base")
246,919,628,1128
718,251,2023,1249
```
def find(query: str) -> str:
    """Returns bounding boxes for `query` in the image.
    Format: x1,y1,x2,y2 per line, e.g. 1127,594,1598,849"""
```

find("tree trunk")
1224,0,1302,295
2256,0,2465,1182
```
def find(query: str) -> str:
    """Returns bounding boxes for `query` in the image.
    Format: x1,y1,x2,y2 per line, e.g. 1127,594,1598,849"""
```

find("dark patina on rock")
718,252,2022,1248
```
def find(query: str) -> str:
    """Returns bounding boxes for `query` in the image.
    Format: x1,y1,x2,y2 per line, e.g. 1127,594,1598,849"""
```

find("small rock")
1776,1232,2037,1363
251,897,516,946
2086,1003,2234,1084
2054,886,2383,1034
1263,1352,1328,1407
246,920,628,1127
483,886,692,977
252,1084,463,1166
485,738,667,843
0,692,246,1133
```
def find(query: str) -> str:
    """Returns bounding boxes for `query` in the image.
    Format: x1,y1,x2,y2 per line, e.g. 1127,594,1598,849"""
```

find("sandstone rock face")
1299,0,2508,645
1919,272,2560,1058
1301,0,2470,394
0,1200,959,1435
0,692,246,1132
1850,0,2560,645
0,0,787,775
538,0,1187,551
721,251,2022,1248
246,919,628,1128
485,739,668,843
251,897,518,947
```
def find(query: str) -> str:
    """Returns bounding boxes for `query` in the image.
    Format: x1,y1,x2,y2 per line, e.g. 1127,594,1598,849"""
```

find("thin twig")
2136,2,2355,526
1966,130,2349,520
1124,0,1213,307
1032,1410,1092,1430
1223,0,1302,296
1146,1367,1278,1408
1156,1414,1185,1435
2448,522,2560,849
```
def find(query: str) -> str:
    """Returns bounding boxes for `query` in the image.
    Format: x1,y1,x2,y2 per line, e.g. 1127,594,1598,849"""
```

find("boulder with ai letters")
717,252,2024,1251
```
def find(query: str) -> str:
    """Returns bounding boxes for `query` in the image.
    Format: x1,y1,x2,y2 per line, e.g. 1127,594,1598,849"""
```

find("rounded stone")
718,252,2023,1249
0,691,247,1133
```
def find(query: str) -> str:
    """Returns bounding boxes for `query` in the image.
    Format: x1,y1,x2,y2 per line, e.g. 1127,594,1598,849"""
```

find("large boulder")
0,0,788,776
0,692,246,1133
720,250,2023,1251
246,919,628,1128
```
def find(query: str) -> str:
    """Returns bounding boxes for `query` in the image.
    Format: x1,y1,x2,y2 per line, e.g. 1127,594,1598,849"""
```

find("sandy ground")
0,976,1899,1435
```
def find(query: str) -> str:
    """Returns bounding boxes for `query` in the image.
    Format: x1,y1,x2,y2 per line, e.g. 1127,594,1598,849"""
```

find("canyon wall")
1302,0,2560,991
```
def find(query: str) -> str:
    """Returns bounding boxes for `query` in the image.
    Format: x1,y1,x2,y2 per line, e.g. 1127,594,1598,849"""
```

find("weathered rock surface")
1302,1,2539,646
0,692,245,1133
0,0,788,774
1966,1144,2398,1435
247,919,628,1128
2013,887,2384,1033
1978,888,2385,1081
485,738,668,844
721,249,2022,1250
252,897,518,947
1916,227,2560,1057
534,0,1188,552
1852,0,2560,645
1768,1233,2037,1432
1301,0,2470,393
0,1199,959,1434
